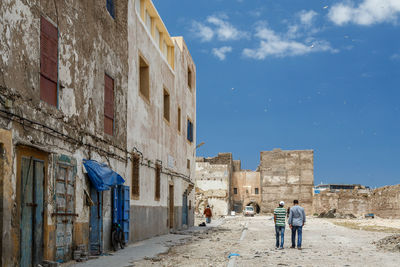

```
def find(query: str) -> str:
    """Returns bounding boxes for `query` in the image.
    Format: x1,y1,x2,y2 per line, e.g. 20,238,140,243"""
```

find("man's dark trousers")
291,226,303,248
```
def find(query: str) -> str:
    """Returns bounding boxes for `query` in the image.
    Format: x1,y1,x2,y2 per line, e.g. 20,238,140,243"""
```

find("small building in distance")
195,149,314,216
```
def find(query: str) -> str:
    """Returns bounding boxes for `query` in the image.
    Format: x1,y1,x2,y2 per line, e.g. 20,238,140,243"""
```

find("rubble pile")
373,234,400,252
318,209,356,219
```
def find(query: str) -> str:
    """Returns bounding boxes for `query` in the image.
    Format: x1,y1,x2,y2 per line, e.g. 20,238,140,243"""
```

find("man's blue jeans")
206,217,211,223
275,225,285,248
291,226,303,248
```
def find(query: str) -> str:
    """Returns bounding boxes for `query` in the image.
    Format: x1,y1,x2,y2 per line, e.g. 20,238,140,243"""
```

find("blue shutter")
112,186,118,224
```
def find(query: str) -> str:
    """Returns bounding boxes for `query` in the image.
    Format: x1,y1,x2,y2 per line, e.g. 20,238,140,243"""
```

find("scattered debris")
373,234,400,252
318,209,356,219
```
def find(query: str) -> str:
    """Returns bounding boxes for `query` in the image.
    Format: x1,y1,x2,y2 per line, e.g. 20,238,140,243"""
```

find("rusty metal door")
55,162,75,262
20,157,44,267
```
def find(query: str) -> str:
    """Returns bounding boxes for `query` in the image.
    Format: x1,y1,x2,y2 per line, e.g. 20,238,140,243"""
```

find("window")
188,67,193,89
189,200,192,210
187,118,193,143
104,74,114,135
135,0,141,14
163,41,168,58
106,0,115,19
177,107,181,132
40,17,58,107
187,159,190,170
163,89,170,122
155,164,161,201
155,28,161,48
131,154,140,198
234,188,238,194
139,55,150,101
255,188,259,194
145,9,151,31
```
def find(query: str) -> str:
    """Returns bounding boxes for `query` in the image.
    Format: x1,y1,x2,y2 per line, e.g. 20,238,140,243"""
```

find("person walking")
274,201,286,249
204,205,212,224
288,199,306,250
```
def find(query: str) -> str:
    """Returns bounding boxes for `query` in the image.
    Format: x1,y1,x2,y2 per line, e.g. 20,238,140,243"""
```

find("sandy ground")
134,216,400,267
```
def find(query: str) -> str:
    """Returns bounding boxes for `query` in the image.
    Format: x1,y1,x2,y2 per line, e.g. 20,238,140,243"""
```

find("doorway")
89,186,103,255
182,191,188,226
169,185,174,229
17,147,46,267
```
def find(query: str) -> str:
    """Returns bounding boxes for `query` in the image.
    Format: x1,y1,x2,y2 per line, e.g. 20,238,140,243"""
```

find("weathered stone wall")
1,0,130,264
259,149,314,214
313,190,370,216
370,185,400,218
313,185,400,218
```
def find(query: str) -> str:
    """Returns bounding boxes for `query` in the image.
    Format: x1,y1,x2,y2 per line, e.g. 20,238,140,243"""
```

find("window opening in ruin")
106,0,115,19
187,118,193,143
187,159,190,170
155,164,161,201
139,55,150,101
255,187,259,194
104,74,114,136
188,67,192,89
177,107,181,132
234,188,238,194
131,154,140,198
40,17,58,107
163,89,170,122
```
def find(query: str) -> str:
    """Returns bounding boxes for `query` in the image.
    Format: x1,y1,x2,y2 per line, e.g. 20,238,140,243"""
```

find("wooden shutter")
40,17,58,106
104,74,114,135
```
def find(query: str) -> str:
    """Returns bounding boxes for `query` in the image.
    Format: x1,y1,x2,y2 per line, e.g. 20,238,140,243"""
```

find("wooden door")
89,187,102,255
55,163,75,262
20,157,44,267
169,185,174,229
182,192,188,226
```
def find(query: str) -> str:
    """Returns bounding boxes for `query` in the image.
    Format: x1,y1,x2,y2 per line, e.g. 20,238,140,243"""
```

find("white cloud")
391,53,400,60
191,15,249,42
243,23,337,60
191,21,214,42
212,46,233,60
299,10,318,26
328,0,400,26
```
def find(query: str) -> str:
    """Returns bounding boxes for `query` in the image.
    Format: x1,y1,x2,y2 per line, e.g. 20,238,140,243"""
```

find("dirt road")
134,216,400,267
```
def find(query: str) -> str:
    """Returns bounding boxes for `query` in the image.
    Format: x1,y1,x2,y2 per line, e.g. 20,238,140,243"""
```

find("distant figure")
287,206,291,219
288,200,306,250
204,205,212,223
274,201,286,249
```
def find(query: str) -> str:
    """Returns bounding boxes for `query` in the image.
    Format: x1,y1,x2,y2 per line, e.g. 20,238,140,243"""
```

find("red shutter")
104,74,114,135
40,17,58,106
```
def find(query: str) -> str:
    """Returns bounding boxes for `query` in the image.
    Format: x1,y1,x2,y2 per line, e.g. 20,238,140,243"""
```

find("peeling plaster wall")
195,162,230,216
260,149,314,214
126,1,196,241
0,0,129,264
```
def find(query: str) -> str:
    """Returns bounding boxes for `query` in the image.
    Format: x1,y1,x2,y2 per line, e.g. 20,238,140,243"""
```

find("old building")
259,149,314,214
196,149,314,216
231,160,261,213
0,0,195,265
195,153,233,216
127,0,196,241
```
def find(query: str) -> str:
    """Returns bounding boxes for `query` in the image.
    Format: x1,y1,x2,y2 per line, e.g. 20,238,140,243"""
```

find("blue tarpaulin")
83,159,125,191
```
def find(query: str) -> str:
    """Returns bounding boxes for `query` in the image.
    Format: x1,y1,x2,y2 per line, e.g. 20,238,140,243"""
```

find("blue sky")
153,0,400,187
